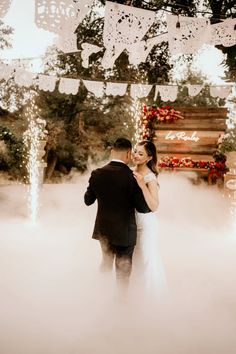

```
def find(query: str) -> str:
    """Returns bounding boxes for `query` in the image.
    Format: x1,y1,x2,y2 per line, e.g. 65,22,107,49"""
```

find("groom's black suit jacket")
84,161,150,247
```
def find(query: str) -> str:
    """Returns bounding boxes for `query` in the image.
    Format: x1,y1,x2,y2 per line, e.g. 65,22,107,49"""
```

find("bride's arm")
133,171,159,212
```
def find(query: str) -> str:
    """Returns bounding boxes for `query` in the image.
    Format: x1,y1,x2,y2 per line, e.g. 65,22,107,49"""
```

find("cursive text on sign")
165,131,200,142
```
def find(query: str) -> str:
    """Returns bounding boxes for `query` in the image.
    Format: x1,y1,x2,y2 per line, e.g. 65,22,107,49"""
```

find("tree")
0,20,28,112
0,21,26,179
102,0,236,81
2,1,235,180
36,3,173,179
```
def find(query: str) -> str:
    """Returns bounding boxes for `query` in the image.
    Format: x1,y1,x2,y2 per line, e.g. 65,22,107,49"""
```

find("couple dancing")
84,137,166,294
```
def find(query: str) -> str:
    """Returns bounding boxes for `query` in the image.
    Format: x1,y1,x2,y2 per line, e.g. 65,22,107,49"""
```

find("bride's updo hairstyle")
138,140,158,176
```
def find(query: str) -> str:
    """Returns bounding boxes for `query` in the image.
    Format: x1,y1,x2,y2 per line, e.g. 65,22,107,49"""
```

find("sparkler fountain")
23,97,48,224
130,87,146,145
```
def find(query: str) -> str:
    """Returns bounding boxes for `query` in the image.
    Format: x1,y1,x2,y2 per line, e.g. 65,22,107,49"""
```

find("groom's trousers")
99,237,135,286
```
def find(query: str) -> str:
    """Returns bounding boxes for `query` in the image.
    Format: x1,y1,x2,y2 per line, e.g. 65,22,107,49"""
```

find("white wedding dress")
135,172,167,296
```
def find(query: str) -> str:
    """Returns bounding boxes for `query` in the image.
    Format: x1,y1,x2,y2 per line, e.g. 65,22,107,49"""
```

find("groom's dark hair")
113,138,132,151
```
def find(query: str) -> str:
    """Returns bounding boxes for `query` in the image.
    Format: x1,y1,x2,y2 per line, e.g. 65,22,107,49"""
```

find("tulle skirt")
135,212,167,296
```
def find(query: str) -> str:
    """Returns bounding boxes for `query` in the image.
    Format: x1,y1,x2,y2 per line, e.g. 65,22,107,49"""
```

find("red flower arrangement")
141,105,184,139
158,156,228,175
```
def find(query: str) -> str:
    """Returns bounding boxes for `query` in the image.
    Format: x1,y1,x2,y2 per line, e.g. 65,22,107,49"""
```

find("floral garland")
158,156,228,174
141,105,184,139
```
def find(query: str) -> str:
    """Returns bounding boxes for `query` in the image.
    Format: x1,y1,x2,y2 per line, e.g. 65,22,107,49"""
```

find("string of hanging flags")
33,1,236,68
1,1,236,70
0,61,234,100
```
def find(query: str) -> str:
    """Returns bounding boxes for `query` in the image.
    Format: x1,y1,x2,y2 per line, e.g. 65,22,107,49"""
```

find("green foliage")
0,126,26,179
0,20,28,113
0,78,29,112
217,128,236,154
35,2,174,178
1,0,235,180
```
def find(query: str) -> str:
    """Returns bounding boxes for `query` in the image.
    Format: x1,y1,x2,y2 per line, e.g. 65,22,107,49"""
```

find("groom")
84,137,150,289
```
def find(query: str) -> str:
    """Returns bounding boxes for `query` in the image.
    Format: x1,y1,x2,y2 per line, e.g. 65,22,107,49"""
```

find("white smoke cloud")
0,170,235,354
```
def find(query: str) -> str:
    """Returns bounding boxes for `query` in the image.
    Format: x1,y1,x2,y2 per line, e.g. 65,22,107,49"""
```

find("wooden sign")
153,107,228,162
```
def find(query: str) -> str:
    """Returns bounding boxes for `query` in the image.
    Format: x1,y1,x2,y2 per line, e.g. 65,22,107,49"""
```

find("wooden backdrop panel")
153,107,228,162
154,119,227,131
155,130,224,143
175,107,228,118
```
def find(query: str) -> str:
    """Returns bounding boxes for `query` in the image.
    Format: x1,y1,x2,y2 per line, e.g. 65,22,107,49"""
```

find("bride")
132,140,167,294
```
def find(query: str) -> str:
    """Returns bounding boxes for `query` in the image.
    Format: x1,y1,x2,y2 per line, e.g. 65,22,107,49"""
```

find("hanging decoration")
35,0,78,34
0,0,12,18
0,59,235,100
166,14,210,55
58,77,80,94
127,35,168,66
38,74,58,92
187,84,204,97
210,86,232,99
105,82,128,96
101,1,156,69
130,84,153,99
81,43,102,68
35,0,93,35
154,85,178,102
83,80,104,98
14,69,36,88
210,18,236,47
55,33,78,53
81,5,236,69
